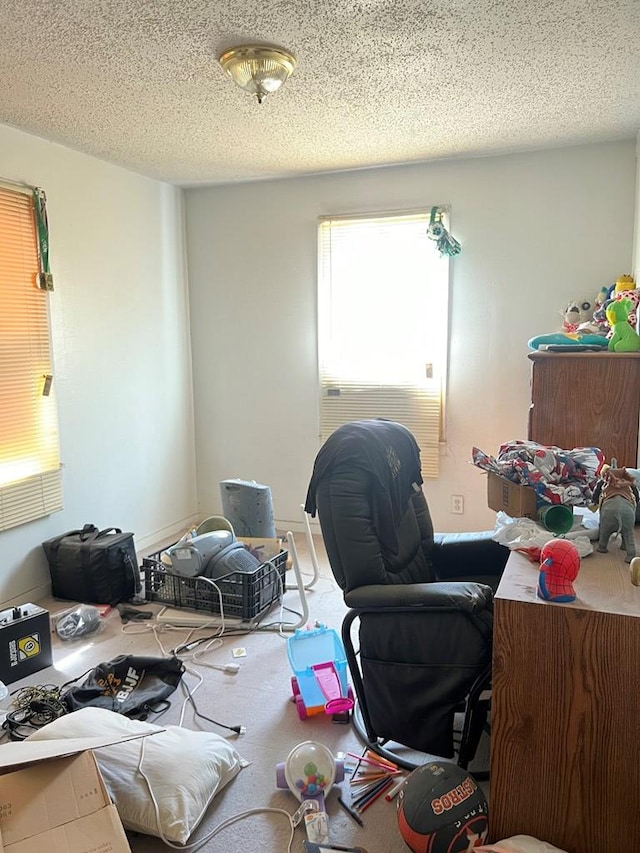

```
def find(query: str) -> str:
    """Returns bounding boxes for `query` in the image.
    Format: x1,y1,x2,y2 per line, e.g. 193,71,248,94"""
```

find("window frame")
0,182,62,530
317,208,451,477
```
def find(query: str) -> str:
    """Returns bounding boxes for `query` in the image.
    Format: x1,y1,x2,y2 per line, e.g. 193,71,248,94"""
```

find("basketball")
397,762,488,852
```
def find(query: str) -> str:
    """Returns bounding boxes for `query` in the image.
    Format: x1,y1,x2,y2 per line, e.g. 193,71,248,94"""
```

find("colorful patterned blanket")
472,440,605,506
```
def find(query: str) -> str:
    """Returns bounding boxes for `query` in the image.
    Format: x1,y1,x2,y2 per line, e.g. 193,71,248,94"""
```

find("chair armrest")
432,532,509,581
344,580,493,614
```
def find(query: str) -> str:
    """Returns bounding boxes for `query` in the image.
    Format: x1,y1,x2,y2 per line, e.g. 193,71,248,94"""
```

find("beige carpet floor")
2,533,490,853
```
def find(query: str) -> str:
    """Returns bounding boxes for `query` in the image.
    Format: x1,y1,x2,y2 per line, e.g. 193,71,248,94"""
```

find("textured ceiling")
1,0,639,186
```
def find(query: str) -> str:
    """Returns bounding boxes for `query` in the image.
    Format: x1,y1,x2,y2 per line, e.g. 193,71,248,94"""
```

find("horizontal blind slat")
0,469,63,531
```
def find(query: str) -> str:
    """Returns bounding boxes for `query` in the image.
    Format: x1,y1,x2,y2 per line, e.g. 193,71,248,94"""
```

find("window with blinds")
0,185,62,530
317,211,449,478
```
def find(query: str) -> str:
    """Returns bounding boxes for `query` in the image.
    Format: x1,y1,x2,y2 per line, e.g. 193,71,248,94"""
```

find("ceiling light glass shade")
218,45,297,104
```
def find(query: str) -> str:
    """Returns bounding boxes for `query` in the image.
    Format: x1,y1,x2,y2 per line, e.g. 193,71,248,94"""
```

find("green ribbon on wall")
33,187,50,274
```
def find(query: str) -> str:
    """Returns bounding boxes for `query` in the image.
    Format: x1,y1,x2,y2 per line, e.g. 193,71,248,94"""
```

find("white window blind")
318,211,449,478
0,185,62,530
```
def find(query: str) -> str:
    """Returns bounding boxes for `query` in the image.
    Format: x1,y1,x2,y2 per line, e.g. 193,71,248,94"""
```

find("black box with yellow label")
0,602,52,684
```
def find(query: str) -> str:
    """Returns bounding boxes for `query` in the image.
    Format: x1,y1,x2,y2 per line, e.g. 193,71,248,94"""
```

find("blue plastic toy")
287,624,354,721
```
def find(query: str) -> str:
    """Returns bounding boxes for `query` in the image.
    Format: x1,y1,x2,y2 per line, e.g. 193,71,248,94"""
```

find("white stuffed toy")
561,298,596,334
477,836,567,853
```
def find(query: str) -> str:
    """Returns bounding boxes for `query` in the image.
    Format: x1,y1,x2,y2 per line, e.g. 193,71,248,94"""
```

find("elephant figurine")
593,468,639,563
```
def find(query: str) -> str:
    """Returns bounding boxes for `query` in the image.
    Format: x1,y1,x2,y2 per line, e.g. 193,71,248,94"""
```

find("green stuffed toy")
606,298,640,352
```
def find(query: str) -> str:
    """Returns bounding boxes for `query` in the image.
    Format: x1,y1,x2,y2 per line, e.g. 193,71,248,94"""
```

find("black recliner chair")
305,419,509,770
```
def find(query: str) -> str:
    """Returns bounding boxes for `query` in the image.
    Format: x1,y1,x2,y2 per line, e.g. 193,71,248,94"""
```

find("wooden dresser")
490,547,640,852
527,350,640,467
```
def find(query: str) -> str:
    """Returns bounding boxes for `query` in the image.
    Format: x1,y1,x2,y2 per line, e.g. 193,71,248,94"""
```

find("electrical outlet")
451,495,464,514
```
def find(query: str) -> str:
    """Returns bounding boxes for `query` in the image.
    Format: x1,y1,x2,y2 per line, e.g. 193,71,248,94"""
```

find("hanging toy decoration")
427,207,461,257
34,187,54,291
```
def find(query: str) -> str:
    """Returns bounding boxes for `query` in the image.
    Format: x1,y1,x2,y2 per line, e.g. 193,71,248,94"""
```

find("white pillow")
27,707,246,844
476,838,568,853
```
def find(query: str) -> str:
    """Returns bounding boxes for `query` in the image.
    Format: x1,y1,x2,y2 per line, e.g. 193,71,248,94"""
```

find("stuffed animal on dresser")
606,298,640,352
592,467,639,563
560,298,595,334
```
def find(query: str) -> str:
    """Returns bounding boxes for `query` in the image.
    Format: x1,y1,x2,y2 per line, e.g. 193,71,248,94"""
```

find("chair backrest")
305,420,437,592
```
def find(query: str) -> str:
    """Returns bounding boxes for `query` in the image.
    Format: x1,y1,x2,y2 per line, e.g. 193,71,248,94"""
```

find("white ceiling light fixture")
218,44,297,105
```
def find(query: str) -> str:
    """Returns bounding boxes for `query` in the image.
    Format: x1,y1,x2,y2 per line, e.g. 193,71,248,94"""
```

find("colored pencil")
351,770,402,784
337,795,364,827
351,777,386,801
348,748,367,782
352,774,392,809
346,752,396,769
365,750,398,770
344,748,400,816
358,776,395,812
352,779,386,808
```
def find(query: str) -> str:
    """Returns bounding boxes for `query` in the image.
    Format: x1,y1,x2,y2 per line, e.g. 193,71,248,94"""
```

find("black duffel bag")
42,523,142,606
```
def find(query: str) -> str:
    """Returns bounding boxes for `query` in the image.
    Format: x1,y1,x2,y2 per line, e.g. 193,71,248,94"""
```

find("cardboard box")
487,471,537,519
0,732,157,853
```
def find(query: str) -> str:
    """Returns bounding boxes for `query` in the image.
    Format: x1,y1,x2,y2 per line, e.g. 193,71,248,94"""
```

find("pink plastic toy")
287,624,354,721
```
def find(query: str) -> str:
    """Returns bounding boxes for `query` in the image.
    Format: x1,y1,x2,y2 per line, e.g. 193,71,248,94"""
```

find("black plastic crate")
143,549,288,621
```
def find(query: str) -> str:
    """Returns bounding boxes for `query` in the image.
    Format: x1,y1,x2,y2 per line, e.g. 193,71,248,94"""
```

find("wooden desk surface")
490,545,640,852
496,544,640,618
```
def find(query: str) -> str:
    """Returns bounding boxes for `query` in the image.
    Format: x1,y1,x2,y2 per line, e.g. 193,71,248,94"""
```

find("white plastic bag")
54,604,104,640
493,512,593,558
476,835,568,853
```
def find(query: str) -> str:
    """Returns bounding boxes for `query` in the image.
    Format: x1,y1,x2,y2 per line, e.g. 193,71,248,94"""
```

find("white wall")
185,141,636,534
0,124,198,607
0,135,633,607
